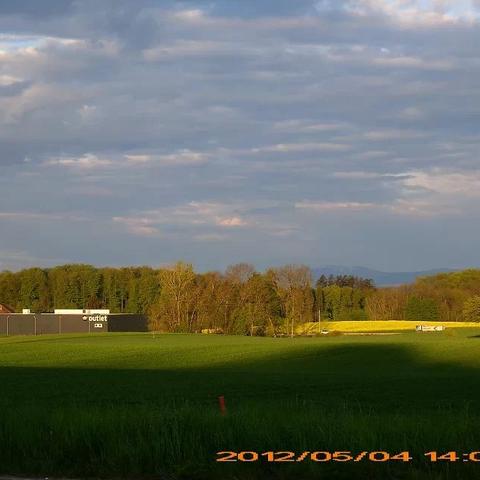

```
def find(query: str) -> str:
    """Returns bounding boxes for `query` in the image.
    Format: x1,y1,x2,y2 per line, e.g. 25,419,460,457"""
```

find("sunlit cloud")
295,201,379,211
44,154,113,170
402,169,480,196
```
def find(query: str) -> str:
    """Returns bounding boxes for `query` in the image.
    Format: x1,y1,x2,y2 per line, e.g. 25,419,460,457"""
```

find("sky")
0,0,479,273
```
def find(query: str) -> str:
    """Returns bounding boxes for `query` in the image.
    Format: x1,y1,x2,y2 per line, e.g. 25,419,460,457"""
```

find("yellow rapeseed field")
298,320,480,333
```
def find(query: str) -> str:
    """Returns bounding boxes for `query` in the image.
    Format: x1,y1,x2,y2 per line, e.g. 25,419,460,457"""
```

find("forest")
0,264,479,334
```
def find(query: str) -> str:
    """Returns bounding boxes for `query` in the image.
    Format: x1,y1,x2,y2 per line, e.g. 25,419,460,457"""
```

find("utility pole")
291,302,295,338
318,308,321,334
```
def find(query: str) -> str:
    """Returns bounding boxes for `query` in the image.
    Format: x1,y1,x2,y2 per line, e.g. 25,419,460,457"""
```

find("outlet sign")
82,315,108,322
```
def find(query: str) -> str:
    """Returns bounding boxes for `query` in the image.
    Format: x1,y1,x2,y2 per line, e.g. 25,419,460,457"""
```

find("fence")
0,314,148,336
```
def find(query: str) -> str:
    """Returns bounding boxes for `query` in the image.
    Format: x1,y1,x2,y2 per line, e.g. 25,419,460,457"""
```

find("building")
0,308,149,336
54,309,110,315
0,303,14,314
416,325,445,332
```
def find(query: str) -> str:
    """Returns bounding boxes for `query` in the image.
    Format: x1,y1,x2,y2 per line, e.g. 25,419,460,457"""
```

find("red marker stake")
218,395,226,415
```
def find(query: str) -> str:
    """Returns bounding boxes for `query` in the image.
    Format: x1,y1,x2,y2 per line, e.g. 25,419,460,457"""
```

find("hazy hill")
312,266,457,286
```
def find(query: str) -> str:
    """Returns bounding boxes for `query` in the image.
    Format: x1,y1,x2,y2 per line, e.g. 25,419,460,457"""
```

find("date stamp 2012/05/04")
216,451,480,463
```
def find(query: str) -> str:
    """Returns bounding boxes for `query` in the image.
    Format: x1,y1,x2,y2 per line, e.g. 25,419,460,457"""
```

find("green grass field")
2,330,480,479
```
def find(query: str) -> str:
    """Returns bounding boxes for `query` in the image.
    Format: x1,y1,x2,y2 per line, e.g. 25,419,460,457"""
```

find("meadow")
2,330,480,479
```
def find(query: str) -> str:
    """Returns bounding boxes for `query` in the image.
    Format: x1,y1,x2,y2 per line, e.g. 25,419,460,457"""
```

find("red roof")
0,303,14,314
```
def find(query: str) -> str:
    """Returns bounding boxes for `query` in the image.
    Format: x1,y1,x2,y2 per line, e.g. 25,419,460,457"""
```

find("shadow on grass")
1,342,479,409
1,341,480,479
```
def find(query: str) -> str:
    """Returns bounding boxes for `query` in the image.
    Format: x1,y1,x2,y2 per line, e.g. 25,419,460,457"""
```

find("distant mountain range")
311,266,457,287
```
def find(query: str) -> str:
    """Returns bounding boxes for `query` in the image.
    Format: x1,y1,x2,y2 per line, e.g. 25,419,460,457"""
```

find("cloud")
124,154,150,164
249,142,351,153
295,201,379,211
171,9,206,23
0,74,23,86
143,41,231,61
402,169,480,196
112,201,250,238
333,170,405,179
44,153,113,170
43,149,210,171
363,129,427,141
372,55,453,70
150,150,210,166
327,168,480,217
112,217,160,237
272,120,347,132
397,106,424,120
0,0,479,270
345,0,480,26
390,198,461,217
216,216,248,227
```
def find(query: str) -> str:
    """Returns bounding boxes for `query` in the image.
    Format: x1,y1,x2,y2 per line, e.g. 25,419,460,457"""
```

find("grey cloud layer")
0,0,479,271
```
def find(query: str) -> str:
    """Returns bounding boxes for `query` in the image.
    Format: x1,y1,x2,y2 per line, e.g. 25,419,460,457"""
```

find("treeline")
316,274,374,321
366,269,480,322
0,263,374,334
2,264,480,333
0,265,159,314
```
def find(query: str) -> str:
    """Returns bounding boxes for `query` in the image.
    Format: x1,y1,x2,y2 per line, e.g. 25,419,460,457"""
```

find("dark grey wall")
0,314,36,335
37,314,63,334
58,314,91,334
108,314,149,332
0,314,148,336
0,316,5,335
